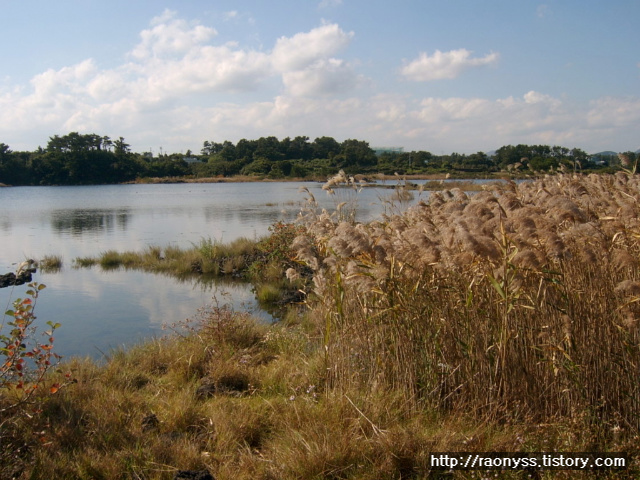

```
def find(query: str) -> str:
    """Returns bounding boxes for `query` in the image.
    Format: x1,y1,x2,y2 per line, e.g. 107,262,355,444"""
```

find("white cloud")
1,11,637,155
523,90,561,108
371,94,408,123
401,92,593,151
131,11,218,60
138,45,272,97
587,96,640,128
401,49,499,81
271,23,353,72
281,58,362,96
415,97,492,123
0,14,357,145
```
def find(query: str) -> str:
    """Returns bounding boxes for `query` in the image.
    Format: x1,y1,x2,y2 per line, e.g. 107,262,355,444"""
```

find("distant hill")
591,151,618,157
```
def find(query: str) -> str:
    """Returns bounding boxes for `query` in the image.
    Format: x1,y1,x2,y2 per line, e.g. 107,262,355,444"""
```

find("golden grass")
4,303,638,479
295,173,640,430
3,173,639,479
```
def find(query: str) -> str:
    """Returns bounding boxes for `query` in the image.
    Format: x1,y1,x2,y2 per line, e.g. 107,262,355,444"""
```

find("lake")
0,181,425,359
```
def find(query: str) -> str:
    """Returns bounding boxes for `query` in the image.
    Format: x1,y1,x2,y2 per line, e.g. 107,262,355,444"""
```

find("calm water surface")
0,181,419,359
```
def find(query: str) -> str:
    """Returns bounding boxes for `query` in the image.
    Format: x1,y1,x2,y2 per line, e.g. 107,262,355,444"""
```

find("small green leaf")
38,283,47,290
487,275,506,301
5,310,15,317
466,289,474,308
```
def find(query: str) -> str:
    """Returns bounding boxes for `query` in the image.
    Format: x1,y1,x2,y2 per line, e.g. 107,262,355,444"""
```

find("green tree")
0,143,11,164
287,136,312,160
202,140,224,156
336,139,377,168
312,136,341,160
114,137,130,156
462,151,495,171
254,136,282,161
235,139,257,161
241,157,272,176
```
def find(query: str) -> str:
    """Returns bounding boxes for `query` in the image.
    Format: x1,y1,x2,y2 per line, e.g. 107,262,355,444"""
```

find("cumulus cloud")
271,23,353,72
131,9,217,60
401,49,499,81
586,96,640,128
0,10,637,155
282,58,362,96
0,13,365,150
371,94,408,122
402,91,588,150
270,23,358,97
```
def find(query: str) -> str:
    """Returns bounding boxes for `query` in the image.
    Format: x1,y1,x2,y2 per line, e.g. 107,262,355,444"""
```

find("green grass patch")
73,256,97,268
39,254,63,272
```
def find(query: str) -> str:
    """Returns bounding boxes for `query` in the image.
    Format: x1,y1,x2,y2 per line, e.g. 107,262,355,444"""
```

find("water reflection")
50,209,130,236
10,267,270,360
0,181,427,360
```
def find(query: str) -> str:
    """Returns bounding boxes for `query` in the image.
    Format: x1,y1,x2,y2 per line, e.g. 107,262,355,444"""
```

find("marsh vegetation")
2,172,639,478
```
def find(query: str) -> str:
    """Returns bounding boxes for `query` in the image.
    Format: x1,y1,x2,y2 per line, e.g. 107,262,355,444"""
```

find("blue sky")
1,0,638,154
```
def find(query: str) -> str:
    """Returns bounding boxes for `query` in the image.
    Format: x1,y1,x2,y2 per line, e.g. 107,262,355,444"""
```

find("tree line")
0,132,633,186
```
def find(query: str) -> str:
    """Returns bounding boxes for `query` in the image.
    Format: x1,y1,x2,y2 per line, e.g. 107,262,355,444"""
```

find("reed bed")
294,172,640,433
5,173,638,478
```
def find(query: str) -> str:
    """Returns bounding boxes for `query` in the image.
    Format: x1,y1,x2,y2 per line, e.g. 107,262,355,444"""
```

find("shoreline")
125,171,522,186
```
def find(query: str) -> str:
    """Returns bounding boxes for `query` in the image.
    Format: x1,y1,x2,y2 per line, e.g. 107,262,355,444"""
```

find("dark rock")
0,272,16,288
0,271,34,288
173,470,214,480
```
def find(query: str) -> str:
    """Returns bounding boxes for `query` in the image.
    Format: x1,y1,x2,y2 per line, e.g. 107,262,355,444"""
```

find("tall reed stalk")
294,173,640,431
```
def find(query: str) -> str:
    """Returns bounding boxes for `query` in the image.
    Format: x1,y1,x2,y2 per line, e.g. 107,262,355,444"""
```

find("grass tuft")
39,254,63,272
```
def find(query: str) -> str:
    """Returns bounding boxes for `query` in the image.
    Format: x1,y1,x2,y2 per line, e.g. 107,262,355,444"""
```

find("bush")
250,222,309,283
1,282,67,477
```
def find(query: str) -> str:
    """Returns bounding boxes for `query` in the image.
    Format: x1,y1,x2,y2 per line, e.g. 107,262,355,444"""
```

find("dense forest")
0,132,634,186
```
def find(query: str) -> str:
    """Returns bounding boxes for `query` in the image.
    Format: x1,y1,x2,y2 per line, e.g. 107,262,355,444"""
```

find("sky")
1,0,639,155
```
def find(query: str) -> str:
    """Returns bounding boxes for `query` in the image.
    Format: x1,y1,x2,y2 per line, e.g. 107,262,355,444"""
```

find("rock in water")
0,271,35,288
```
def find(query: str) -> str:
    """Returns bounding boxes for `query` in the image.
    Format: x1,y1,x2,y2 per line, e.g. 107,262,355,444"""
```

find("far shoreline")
126,171,515,185
0,171,530,188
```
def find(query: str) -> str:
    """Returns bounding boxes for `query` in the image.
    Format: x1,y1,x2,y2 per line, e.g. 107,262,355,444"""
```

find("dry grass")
9,302,636,479
3,173,639,479
294,172,640,434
